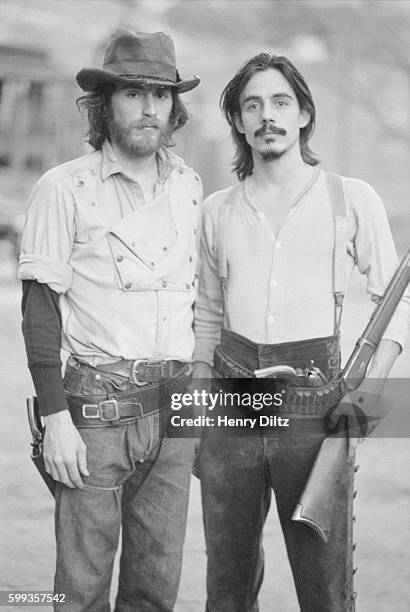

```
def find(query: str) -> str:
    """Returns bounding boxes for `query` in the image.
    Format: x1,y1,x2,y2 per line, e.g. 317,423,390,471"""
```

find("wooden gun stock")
292,436,347,542
292,248,410,542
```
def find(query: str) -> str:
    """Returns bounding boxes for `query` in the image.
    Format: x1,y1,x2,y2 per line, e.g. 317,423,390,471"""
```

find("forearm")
193,305,223,366
22,280,69,416
193,261,224,365
366,339,401,379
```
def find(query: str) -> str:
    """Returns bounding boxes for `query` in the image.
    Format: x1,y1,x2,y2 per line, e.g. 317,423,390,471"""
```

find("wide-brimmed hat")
76,28,200,93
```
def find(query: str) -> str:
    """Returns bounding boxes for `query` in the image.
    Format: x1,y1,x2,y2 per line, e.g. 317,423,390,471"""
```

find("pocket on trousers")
78,425,134,489
63,363,129,396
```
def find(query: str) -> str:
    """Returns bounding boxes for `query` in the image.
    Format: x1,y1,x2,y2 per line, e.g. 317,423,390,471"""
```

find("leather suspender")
217,184,241,292
325,172,348,335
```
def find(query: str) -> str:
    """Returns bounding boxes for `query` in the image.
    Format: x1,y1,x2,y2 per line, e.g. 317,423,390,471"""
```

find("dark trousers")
200,330,356,612
54,362,195,612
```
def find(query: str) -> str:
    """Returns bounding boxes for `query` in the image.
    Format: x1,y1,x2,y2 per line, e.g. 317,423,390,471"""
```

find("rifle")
27,396,56,496
292,247,410,542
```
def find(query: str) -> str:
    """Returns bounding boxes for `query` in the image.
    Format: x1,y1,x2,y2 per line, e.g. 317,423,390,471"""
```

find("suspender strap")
325,172,348,335
217,184,241,291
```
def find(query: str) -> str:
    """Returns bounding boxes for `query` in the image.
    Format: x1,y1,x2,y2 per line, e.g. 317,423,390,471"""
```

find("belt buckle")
131,359,149,386
82,404,100,419
99,399,120,421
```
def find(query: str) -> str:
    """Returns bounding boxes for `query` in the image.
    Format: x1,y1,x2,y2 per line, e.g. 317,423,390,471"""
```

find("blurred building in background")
0,40,82,258
0,0,408,259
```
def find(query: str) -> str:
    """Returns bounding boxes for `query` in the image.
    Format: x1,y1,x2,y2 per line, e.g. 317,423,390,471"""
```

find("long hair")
76,85,189,150
221,54,319,180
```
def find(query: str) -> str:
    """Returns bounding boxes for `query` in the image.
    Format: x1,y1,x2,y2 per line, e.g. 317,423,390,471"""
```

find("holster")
26,396,56,497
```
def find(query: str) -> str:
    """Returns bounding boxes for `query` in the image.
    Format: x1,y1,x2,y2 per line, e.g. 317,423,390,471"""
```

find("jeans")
54,362,195,612
199,330,355,612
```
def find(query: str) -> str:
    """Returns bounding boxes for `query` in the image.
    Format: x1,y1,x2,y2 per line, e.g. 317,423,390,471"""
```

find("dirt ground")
0,251,409,612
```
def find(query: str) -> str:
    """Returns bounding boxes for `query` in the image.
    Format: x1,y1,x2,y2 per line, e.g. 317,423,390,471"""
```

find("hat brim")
76,68,199,94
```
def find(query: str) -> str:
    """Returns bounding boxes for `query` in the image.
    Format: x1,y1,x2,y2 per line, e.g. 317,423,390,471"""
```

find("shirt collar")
100,139,184,183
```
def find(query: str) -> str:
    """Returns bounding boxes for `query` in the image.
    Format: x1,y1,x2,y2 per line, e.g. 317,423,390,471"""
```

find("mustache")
254,123,287,138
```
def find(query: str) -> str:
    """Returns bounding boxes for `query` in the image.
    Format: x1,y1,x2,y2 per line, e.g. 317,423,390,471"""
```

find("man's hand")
43,410,89,489
348,338,401,437
326,378,389,440
327,338,401,441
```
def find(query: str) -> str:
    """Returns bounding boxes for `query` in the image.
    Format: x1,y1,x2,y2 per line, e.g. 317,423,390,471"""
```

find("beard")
260,147,285,161
254,123,288,162
109,117,172,158
257,130,300,162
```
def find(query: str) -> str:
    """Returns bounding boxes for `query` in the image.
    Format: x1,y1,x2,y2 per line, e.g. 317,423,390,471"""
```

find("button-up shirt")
19,141,203,365
194,169,409,365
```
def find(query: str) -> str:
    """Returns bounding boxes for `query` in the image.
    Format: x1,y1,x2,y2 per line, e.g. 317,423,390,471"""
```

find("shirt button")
124,282,131,290
192,199,198,206
150,262,155,268
162,280,168,288
193,228,197,235
179,168,184,174
275,242,283,249
116,254,123,262
186,283,191,289
163,246,168,251
189,256,193,262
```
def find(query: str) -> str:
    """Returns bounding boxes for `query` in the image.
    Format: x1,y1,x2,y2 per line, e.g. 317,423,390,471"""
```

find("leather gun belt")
214,348,343,416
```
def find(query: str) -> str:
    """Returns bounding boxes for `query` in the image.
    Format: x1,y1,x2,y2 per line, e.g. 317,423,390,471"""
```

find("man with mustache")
194,54,409,610
19,29,201,611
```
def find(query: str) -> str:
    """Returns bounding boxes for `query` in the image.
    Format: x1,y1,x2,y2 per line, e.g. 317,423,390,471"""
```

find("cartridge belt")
214,347,344,415
274,382,344,415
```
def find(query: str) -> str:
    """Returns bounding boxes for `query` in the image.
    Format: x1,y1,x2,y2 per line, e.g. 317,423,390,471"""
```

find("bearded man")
19,29,202,611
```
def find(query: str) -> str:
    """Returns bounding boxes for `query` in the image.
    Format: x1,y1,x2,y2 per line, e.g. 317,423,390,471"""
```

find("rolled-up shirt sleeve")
18,173,75,294
351,180,410,350
193,198,224,366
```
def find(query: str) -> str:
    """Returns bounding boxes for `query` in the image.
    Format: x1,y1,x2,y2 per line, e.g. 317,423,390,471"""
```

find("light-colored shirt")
19,141,203,365
194,169,409,366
